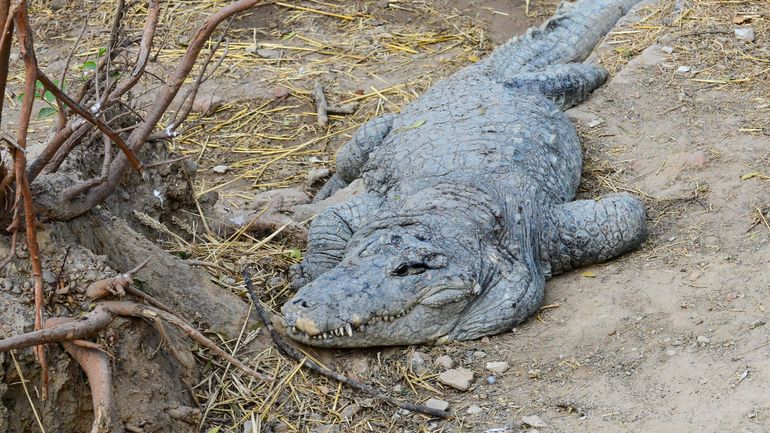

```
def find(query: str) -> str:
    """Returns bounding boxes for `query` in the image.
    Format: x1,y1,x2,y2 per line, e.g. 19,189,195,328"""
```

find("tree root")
242,272,451,419
47,317,121,433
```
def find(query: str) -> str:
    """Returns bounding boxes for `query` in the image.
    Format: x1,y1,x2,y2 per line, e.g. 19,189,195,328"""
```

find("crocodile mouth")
287,303,417,342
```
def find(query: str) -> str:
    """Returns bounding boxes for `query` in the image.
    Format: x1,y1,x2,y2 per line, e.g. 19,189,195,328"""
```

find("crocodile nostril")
292,298,311,308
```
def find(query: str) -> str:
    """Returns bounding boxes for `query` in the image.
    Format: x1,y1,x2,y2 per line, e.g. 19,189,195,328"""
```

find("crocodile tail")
482,0,644,79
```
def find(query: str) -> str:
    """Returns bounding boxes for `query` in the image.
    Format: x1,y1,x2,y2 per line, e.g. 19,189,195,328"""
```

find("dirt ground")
2,0,769,432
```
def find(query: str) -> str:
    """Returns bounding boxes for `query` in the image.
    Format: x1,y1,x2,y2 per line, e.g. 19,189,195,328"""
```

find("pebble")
521,414,548,428
734,27,755,42
393,384,402,392
256,48,281,59
411,351,431,366
212,165,230,174
467,405,483,415
473,351,487,359
660,46,674,54
425,398,450,412
42,270,57,284
340,403,360,420
273,86,291,99
527,369,541,379
435,355,454,370
438,368,474,391
587,118,604,128
485,361,510,374
676,65,692,73
312,425,339,433
697,335,710,344
487,375,497,385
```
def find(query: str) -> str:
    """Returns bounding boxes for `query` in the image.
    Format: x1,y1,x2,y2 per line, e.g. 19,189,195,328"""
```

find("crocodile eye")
392,263,428,277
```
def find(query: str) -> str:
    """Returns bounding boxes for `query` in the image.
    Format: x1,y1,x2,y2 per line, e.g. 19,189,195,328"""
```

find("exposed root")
242,272,451,419
0,299,271,383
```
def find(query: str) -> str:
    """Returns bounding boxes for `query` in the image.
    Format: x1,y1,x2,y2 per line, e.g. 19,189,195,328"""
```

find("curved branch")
0,306,114,352
56,0,265,221
36,70,143,173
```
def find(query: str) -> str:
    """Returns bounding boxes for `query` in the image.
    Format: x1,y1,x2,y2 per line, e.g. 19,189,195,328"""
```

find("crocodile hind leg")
541,193,646,277
290,194,384,287
314,114,396,202
504,63,608,110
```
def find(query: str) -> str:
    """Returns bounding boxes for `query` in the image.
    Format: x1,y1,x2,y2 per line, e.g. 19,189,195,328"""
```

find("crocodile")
282,0,647,347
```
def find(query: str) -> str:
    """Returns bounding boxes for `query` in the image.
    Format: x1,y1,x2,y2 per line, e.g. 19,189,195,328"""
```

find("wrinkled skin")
282,0,647,348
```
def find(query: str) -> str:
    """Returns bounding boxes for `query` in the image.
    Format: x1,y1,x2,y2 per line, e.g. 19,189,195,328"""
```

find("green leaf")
82,60,97,71
43,90,55,103
38,107,57,119
206,427,221,433
287,248,302,260
35,80,43,90
406,119,426,129
98,47,107,57
16,92,24,102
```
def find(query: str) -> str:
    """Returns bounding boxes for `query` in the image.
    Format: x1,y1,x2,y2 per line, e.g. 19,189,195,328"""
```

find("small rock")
256,48,281,59
676,65,691,73
212,165,230,174
485,361,510,374
242,420,253,433
467,405,483,415
697,335,710,344
521,414,548,428
435,355,454,370
527,369,541,379
734,27,755,42
424,398,450,412
340,403,360,420
473,351,487,359
411,351,432,366
487,375,497,384
11,285,21,294
42,270,57,284
688,271,702,281
312,425,339,433
478,393,488,400
439,368,474,391
273,86,291,99
660,46,674,54
587,118,604,128
393,384,402,392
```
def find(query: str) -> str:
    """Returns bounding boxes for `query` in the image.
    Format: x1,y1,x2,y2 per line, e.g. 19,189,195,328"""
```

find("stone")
587,117,604,128
473,351,487,359
676,65,691,73
212,165,230,174
424,398,450,411
312,425,339,433
273,86,291,99
340,403,360,420
521,414,548,428
487,375,497,384
527,369,541,378
439,368,474,391
393,384,402,392
734,27,755,42
660,46,674,54
256,48,281,59
411,351,432,366
485,361,510,374
435,355,454,369
42,270,57,284
697,335,710,344
467,405,483,415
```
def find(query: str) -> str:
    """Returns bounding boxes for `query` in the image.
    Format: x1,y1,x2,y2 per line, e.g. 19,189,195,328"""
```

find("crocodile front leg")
314,114,396,202
290,193,384,287
541,193,646,276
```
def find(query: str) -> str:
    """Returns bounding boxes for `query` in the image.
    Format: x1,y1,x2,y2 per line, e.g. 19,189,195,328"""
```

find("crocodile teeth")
323,332,329,339
345,323,353,337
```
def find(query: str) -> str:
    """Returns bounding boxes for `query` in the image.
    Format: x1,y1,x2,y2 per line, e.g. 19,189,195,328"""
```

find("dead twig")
242,271,450,418
313,81,329,127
